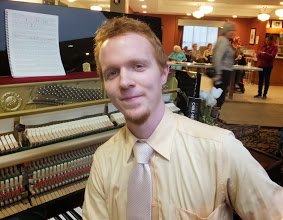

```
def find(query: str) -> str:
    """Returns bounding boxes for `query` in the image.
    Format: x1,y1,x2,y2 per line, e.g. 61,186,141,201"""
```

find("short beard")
124,111,150,125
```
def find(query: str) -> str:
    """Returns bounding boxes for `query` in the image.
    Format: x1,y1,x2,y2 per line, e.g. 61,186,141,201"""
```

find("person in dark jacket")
254,35,278,99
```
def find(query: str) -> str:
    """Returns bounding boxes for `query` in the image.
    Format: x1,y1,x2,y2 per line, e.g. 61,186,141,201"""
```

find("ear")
160,65,169,86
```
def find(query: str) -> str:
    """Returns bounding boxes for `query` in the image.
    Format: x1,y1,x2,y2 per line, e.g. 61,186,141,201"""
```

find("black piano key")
69,210,82,220
59,213,70,220
66,211,78,220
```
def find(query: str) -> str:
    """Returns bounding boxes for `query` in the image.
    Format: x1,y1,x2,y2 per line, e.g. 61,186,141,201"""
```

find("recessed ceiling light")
90,5,102,11
186,13,192,16
232,15,237,18
208,0,215,2
68,0,76,2
193,10,204,19
139,0,145,1
142,11,147,13
141,5,147,9
85,52,90,56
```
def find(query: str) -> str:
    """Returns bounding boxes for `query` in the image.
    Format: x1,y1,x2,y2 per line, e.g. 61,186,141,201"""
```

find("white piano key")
9,134,19,148
73,207,82,217
0,139,5,152
66,211,77,220
59,214,68,220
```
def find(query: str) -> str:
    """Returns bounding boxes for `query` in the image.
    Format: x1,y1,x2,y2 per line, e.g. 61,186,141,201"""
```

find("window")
182,26,218,50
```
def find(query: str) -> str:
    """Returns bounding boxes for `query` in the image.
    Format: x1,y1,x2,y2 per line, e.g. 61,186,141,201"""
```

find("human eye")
133,63,146,72
104,68,119,80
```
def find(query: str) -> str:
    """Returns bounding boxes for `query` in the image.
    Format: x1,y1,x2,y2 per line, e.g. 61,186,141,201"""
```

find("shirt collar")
125,107,176,162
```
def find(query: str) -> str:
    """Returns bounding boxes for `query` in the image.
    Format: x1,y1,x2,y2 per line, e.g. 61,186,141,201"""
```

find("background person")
168,45,186,70
182,45,191,61
254,35,278,99
189,43,202,62
203,43,213,63
213,22,236,108
82,17,283,220
233,36,246,93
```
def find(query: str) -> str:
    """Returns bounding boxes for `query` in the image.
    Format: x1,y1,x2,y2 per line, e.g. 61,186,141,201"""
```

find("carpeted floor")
220,102,283,127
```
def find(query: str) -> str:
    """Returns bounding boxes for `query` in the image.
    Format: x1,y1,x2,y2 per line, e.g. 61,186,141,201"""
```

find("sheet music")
5,9,65,78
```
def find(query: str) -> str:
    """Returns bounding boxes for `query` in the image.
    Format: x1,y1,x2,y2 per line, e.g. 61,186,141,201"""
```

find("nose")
119,67,135,89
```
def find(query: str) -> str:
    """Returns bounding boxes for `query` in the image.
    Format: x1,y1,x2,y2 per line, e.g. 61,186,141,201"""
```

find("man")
254,35,278,99
83,17,283,220
213,22,236,108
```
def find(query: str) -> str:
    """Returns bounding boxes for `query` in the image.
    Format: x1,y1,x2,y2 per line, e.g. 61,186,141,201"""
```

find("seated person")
183,46,190,55
168,45,186,70
203,43,213,63
188,43,202,62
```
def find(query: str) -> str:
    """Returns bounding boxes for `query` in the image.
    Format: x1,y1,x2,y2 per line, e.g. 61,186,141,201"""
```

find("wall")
138,13,268,56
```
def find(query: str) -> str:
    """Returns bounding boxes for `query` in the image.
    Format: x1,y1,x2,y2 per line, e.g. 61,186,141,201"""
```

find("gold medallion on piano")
1,92,23,112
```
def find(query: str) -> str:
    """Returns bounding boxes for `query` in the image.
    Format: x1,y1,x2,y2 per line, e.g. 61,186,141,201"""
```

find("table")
168,62,262,99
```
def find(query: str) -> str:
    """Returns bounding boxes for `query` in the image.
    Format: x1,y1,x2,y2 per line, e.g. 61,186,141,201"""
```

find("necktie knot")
133,141,153,164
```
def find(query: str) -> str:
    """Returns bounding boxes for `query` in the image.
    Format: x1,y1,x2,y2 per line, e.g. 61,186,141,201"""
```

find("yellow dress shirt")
83,108,283,220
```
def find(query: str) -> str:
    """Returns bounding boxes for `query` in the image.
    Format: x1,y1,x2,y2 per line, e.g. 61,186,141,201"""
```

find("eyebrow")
102,58,150,72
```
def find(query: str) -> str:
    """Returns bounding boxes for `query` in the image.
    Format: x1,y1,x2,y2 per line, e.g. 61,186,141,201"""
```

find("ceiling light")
280,2,283,5
199,5,213,14
232,15,237,18
90,5,102,11
68,0,76,2
257,13,270,21
141,5,147,9
139,0,145,1
208,0,215,2
192,10,204,19
142,11,147,13
275,9,283,17
186,13,192,16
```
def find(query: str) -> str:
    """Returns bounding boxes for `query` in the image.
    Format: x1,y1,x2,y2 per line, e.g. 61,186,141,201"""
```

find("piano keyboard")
25,115,114,147
110,112,126,126
0,133,20,155
48,206,83,220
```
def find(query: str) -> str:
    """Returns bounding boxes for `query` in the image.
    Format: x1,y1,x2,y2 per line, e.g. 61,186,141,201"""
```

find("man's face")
99,33,168,124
